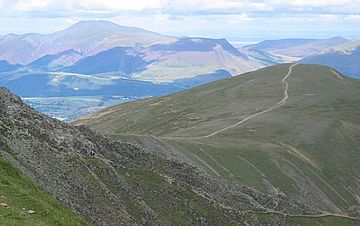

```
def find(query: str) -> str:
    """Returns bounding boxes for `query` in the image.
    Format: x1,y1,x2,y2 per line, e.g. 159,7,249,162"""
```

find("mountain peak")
149,37,247,58
328,36,348,41
64,20,146,34
69,20,120,28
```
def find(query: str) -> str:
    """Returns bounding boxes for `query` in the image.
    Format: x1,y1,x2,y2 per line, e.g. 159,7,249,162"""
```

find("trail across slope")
164,63,298,140
330,69,344,80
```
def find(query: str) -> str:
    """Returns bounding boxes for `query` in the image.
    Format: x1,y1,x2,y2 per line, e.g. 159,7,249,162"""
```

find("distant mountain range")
245,37,349,60
0,21,267,120
0,20,358,120
300,39,360,79
0,20,175,65
0,20,266,88
245,37,359,79
1,21,357,85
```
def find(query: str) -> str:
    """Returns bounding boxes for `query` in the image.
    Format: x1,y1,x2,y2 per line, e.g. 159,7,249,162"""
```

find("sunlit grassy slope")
0,157,88,226
75,64,360,214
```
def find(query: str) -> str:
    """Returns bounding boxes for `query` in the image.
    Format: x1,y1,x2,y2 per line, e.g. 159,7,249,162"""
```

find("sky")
0,0,359,44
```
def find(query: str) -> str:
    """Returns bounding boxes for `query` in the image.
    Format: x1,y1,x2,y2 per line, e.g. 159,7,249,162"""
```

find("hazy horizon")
0,19,357,47
0,0,359,43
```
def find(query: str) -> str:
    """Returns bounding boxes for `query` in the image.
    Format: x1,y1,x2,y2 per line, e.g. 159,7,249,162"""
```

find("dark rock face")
0,87,321,225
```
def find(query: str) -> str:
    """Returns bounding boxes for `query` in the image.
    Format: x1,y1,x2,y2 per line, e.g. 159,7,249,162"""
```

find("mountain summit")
0,20,174,65
65,20,164,35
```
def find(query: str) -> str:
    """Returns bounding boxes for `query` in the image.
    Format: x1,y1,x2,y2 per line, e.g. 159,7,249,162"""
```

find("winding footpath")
164,63,298,140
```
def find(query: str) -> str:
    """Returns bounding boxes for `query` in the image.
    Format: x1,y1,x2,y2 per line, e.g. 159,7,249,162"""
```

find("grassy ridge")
76,64,360,214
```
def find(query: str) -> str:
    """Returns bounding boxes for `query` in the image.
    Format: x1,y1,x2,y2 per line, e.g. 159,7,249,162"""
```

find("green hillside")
76,64,360,216
3,86,332,225
0,156,88,226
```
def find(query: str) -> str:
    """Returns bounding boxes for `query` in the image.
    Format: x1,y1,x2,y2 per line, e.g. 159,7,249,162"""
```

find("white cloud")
7,0,360,15
269,0,360,14
318,14,340,22
75,0,166,11
1,0,360,39
11,0,166,12
268,0,356,7
13,0,53,11
345,14,360,21
161,0,273,13
165,0,360,14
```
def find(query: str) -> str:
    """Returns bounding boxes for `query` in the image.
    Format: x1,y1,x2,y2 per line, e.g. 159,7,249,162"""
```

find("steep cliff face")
1,87,359,225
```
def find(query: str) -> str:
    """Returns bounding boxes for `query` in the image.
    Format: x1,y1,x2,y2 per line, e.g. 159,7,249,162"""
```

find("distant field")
23,96,143,121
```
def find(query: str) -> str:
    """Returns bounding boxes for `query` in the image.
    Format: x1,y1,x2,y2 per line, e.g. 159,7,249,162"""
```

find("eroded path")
164,63,298,140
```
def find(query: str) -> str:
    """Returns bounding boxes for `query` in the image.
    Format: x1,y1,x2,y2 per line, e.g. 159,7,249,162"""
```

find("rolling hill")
132,37,263,82
75,64,360,218
0,60,21,72
300,39,360,79
2,87,357,225
61,47,148,75
28,49,83,70
61,37,263,83
240,48,285,66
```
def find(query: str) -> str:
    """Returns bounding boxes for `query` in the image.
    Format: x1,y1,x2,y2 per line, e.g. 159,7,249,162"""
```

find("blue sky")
0,0,359,44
